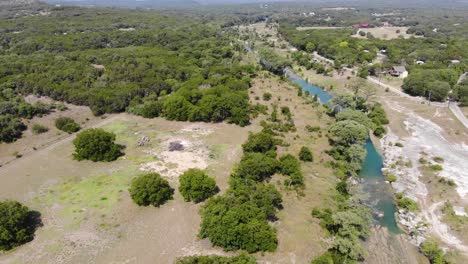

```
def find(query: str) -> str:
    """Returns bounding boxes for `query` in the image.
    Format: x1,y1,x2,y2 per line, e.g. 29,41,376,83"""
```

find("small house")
389,66,408,78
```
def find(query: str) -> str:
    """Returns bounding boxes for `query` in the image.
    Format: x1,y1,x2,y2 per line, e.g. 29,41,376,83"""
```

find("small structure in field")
416,60,425,65
450,60,461,64
389,66,408,78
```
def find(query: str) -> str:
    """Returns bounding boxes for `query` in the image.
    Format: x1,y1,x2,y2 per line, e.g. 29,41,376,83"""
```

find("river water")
286,70,400,233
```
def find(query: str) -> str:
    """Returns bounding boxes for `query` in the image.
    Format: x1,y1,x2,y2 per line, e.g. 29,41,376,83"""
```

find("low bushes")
55,117,80,134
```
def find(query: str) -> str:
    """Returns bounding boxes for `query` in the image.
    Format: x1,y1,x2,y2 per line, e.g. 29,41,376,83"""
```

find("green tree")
336,110,375,131
129,173,174,207
279,154,301,175
55,117,80,134
179,169,219,203
328,120,368,146
299,146,313,162
0,201,39,250
72,129,124,161
242,131,276,154
235,153,278,182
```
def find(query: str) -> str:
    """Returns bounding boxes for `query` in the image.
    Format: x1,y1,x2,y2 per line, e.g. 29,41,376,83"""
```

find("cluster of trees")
311,204,372,263
291,52,332,76
279,24,377,67
72,129,124,162
402,69,459,102
199,130,287,253
176,253,256,264
0,85,52,142
326,93,389,177
453,78,468,106
258,48,291,75
0,200,40,251
129,173,174,207
0,7,256,127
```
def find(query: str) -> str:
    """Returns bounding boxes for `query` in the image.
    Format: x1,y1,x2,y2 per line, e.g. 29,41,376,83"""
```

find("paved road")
449,102,468,129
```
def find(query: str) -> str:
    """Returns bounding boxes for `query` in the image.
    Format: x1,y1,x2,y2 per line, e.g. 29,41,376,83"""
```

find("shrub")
420,238,448,264
31,124,48,134
429,164,443,171
0,200,40,250
395,193,419,212
179,169,219,203
129,173,174,207
384,173,397,182
299,146,313,162
0,115,26,143
72,129,124,162
263,92,272,101
395,142,404,147
55,117,80,133
235,153,278,182
176,253,256,264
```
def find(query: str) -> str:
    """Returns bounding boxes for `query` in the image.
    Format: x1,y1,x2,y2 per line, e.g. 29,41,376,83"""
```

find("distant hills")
0,0,39,6
45,0,200,8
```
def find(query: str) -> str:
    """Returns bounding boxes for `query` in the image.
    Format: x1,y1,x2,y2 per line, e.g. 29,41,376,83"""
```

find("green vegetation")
0,114,26,142
0,7,254,126
263,92,272,101
299,146,313,162
258,48,291,75
200,130,284,253
242,131,277,154
72,128,124,162
235,152,279,182
176,253,256,264
420,238,449,264
429,164,443,171
179,169,219,203
395,193,419,212
0,200,40,251
0,88,51,142
31,123,48,134
129,173,174,207
55,117,80,134
312,205,372,262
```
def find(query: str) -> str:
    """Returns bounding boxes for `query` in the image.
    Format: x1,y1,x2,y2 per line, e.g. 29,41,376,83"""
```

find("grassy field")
352,27,416,40
0,114,252,263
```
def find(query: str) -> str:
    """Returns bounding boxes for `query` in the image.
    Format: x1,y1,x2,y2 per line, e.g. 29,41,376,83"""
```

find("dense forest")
0,7,256,142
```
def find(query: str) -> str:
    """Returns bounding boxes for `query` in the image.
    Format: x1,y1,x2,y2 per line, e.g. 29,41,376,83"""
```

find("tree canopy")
129,173,174,207
0,200,40,251
72,128,124,162
179,169,219,203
